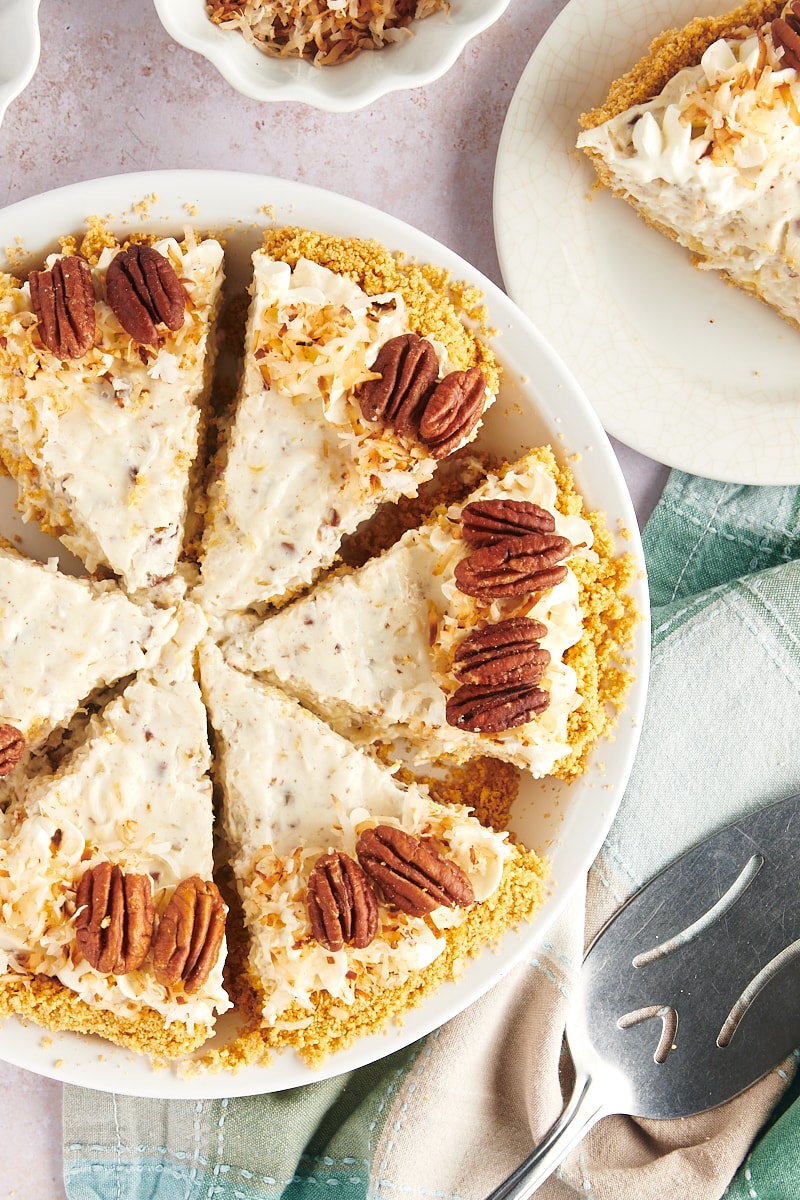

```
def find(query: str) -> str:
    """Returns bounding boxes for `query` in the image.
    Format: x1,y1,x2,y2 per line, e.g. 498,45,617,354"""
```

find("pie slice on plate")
0,232,224,593
0,603,231,1059
576,0,800,329
199,638,547,1065
197,228,499,620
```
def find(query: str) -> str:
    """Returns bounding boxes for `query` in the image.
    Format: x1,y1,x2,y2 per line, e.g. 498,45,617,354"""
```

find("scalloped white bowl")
152,0,509,111
0,0,40,127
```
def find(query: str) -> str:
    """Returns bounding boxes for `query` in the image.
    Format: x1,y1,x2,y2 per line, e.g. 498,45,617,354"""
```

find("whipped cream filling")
200,640,509,1025
0,235,224,592
0,544,176,748
0,603,230,1031
197,253,495,619
576,18,800,322
224,453,596,775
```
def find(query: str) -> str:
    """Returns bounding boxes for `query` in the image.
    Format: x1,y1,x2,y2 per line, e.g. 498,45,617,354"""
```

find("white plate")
0,170,649,1097
0,0,40,127
152,0,509,112
493,0,800,485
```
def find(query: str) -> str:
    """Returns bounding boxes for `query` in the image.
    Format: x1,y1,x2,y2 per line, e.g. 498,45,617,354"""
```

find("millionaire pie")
224,447,599,779
0,220,637,1069
577,0,800,330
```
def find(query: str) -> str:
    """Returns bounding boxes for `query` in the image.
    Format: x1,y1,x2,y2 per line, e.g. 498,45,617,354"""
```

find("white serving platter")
0,170,648,1096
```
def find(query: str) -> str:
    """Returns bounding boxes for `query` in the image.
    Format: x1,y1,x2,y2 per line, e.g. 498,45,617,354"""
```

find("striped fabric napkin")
63,469,800,1200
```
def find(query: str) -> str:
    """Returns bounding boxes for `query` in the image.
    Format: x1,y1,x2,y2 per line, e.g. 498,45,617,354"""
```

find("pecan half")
307,851,379,952
0,723,25,776
418,366,487,459
461,499,556,547
773,2,800,70
356,825,474,917
152,876,226,993
356,333,439,433
446,679,551,733
106,244,186,345
453,617,550,687
75,862,155,975
454,533,572,599
29,256,96,359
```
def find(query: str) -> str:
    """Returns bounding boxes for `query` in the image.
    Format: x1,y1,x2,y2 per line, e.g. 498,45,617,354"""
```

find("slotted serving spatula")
487,791,800,1200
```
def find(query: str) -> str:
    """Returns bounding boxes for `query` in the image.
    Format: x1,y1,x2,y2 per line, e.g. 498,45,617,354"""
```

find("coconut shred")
206,1,448,67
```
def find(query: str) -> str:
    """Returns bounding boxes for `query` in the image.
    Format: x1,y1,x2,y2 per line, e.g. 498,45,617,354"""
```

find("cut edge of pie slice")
196,227,500,622
222,445,638,781
197,638,548,1069
0,601,231,1061
0,537,177,762
575,0,800,329
0,229,225,594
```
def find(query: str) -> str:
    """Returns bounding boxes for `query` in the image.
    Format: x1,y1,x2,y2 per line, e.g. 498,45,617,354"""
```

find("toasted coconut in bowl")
152,0,510,111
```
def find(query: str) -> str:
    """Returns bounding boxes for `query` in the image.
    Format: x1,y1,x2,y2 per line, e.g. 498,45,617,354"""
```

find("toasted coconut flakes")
206,0,448,67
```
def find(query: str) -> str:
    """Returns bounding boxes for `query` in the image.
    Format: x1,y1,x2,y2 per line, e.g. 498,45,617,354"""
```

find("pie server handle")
483,1074,612,1200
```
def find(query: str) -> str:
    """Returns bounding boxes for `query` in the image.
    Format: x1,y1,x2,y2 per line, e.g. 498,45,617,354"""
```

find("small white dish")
152,0,509,111
493,0,800,486
0,0,41,127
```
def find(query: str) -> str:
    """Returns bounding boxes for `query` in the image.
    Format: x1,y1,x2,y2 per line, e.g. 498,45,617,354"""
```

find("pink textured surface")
0,0,665,1190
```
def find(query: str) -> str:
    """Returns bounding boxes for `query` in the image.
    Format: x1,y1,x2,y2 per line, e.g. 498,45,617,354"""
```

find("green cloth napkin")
63,469,800,1200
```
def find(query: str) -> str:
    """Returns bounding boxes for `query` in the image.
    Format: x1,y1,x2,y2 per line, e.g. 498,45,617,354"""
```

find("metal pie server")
487,791,800,1200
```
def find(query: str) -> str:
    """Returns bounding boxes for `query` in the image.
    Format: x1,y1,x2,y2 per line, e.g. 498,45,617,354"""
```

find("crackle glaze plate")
494,0,800,485
0,170,648,1097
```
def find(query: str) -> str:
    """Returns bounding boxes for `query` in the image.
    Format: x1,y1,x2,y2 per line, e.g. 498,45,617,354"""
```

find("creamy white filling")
200,640,509,1023
224,454,595,775
577,22,800,322
0,603,230,1029
197,254,494,618
0,544,175,747
0,236,224,592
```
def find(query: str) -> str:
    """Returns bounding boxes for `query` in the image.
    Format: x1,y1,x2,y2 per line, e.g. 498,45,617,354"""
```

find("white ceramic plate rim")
493,0,800,485
0,169,649,1097
0,0,41,126
152,0,509,112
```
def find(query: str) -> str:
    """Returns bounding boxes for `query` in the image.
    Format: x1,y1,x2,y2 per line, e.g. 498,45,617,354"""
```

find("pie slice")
199,638,547,1065
576,1,800,329
196,227,498,620
0,540,175,757
0,231,225,593
222,446,627,778
0,602,231,1060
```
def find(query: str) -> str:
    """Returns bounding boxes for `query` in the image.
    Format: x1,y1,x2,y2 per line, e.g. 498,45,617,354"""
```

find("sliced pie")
223,447,616,778
0,603,230,1059
199,638,547,1064
196,227,498,621
576,0,800,329
0,231,225,593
